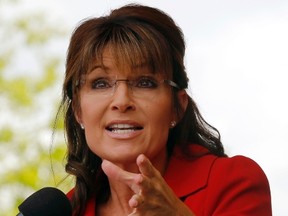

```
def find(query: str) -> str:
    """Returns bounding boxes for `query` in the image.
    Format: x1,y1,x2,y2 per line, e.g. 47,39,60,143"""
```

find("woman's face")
76,48,178,165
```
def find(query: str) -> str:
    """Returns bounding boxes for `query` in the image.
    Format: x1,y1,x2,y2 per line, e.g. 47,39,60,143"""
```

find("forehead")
88,46,161,77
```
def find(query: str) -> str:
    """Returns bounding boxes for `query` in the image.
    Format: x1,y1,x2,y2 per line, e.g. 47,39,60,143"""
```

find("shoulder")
203,155,272,215
210,155,270,187
212,155,266,174
208,155,272,198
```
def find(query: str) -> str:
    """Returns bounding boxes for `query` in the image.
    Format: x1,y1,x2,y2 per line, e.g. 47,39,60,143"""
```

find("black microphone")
17,187,72,216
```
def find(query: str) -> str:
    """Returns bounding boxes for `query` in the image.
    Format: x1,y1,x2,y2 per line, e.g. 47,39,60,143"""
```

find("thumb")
101,160,137,182
101,160,143,193
101,160,125,180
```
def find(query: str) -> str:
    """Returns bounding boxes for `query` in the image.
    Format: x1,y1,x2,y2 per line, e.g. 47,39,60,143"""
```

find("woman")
61,4,272,216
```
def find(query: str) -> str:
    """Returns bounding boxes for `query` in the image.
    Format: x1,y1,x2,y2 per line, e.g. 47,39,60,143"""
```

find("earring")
80,123,85,130
170,121,176,128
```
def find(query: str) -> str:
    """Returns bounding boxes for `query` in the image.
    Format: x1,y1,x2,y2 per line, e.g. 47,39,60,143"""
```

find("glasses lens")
80,74,174,99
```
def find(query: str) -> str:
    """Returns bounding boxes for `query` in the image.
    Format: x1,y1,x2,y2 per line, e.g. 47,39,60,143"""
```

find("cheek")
148,98,173,125
80,100,105,154
80,96,104,123
144,97,173,142
79,97,107,148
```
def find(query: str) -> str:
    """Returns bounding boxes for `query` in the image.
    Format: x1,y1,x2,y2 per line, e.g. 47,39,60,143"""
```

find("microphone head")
18,187,72,216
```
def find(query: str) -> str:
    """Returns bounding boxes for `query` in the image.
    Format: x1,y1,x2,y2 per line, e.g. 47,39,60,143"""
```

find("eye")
134,77,159,88
91,78,113,89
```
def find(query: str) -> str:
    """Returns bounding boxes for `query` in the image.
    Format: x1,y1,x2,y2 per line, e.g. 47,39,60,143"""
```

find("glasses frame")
74,77,180,99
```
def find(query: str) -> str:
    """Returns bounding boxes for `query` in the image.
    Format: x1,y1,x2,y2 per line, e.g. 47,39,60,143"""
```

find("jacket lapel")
164,147,218,198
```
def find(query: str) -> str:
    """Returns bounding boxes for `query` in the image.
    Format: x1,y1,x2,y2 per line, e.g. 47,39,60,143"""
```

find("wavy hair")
60,4,226,215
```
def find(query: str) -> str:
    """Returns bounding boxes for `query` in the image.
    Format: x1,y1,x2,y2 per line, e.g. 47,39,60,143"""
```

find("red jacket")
68,147,272,215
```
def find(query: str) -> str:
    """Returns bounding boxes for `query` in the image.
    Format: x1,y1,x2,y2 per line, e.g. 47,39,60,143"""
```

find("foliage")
0,1,73,215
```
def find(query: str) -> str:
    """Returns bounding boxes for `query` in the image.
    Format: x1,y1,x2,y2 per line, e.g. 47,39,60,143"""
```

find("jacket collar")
164,145,218,198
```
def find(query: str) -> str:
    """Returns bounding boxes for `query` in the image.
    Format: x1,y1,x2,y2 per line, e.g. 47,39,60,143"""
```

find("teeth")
108,123,142,133
111,129,136,134
109,124,134,129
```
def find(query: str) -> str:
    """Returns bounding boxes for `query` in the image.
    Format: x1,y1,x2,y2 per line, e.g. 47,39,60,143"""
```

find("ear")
72,100,83,126
176,90,188,120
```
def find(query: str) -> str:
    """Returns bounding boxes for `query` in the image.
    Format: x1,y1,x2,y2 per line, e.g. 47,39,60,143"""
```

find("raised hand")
101,154,195,216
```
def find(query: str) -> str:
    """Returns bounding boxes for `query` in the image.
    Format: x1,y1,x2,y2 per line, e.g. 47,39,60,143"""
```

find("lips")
106,123,143,134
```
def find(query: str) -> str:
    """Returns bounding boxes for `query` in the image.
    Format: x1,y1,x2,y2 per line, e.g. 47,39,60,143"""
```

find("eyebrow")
88,64,110,75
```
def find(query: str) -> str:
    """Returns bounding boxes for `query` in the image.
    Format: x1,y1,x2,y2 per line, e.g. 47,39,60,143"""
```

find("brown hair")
60,4,225,215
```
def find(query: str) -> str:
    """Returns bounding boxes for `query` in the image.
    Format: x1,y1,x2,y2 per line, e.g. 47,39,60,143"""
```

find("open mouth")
106,123,143,134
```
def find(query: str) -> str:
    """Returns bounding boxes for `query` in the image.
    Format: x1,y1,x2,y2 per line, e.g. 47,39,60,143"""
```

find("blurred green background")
0,0,73,214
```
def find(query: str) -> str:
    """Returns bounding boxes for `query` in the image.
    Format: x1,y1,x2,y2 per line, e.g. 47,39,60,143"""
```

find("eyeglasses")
79,75,179,99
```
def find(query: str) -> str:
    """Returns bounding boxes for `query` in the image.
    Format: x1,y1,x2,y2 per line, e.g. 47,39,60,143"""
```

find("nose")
110,82,135,112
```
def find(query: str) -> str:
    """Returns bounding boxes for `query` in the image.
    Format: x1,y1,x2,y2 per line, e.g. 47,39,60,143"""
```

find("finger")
127,208,138,216
136,154,154,177
128,191,144,208
101,160,143,193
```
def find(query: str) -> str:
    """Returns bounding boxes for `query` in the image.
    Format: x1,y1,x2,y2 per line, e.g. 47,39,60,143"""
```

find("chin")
102,151,140,164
